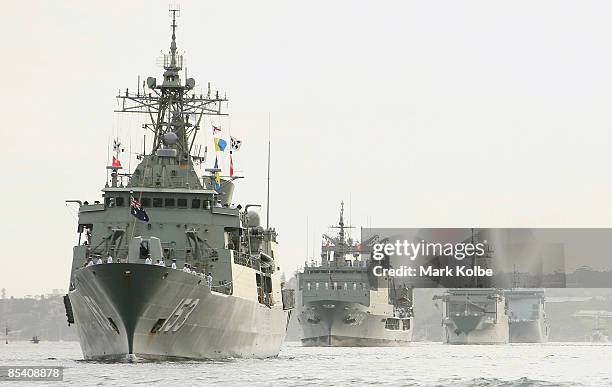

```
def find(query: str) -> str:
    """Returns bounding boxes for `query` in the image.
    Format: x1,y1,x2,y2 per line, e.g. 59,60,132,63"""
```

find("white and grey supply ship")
296,203,413,346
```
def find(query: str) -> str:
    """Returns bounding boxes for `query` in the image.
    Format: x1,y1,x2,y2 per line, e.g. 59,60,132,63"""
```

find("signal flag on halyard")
230,152,234,177
230,136,242,151
130,197,150,222
212,125,221,134
213,156,221,190
112,156,122,168
214,137,227,152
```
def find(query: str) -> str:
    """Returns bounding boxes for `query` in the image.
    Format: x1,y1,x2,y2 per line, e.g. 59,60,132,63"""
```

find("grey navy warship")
296,203,413,346
435,288,509,345
505,289,549,343
63,8,293,360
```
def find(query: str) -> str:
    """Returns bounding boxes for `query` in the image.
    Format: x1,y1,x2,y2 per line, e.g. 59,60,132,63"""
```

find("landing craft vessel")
64,8,293,360
297,203,413,346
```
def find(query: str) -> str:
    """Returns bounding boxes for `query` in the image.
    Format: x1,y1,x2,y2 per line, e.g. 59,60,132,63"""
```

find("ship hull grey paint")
70,264,288,360
508,320,548,343
505,289,549,343
298,300,412,347
439,289,509,345
442,316,509,345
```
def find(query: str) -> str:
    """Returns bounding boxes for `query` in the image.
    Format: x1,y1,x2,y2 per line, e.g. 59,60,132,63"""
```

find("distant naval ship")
505,289,549,343
435,288,509,345
63,8,293,360
296,203,413,346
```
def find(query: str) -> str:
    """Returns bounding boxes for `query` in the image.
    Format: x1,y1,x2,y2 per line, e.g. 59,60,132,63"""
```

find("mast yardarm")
114,7,227,163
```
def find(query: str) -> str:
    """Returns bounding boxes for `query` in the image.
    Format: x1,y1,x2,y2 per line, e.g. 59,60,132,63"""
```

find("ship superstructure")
296,203,413,346
64,8,293,360
504,289,549,343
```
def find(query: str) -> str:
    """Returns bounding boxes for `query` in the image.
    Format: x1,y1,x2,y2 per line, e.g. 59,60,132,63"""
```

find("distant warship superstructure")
504,289,549,343
573,310,612,342
296,203,413,346
64,9,293,360
436,288,509,345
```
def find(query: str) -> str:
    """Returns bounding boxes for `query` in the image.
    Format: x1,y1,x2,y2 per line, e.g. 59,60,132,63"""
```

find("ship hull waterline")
298,300,412,347
442,315,509,345
69,264,289,360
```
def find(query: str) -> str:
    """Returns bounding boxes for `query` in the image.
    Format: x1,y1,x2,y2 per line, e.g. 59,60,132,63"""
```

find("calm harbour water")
1,341,611,386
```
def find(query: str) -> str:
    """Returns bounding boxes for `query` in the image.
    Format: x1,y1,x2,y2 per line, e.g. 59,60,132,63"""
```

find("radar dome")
163,132,178,145
247,211,261,227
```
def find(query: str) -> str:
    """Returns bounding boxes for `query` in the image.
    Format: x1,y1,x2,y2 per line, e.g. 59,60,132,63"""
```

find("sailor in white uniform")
206,273,213,290
171,259,177,269
159,259,165,267
107,255,113,264
145,256,153,265
95,257,103,265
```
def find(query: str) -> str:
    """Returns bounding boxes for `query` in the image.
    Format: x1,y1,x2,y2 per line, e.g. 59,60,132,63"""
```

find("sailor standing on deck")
107,255,113,264
183,263,190,272
159,258,165,267
145,255,152,265
171,259,177,269
206,273,213,290
95,256,103,265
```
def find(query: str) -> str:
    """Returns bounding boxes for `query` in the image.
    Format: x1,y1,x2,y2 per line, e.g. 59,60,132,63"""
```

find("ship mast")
114,6,227,164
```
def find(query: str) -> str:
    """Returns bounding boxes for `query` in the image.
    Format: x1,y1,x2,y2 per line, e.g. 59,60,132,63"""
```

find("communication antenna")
266,113,271,229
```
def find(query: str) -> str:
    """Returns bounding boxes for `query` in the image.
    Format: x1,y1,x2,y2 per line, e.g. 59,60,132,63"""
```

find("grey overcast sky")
2,0,612,297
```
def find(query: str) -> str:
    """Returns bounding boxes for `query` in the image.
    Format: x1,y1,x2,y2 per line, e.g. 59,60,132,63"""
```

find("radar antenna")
114,5,227,165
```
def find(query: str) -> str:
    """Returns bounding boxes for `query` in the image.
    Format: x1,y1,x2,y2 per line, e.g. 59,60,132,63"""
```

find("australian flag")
130,197,150,222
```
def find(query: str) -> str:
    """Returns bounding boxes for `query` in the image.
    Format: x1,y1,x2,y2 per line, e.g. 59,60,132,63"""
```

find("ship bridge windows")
177,198,188,208
104,196,125,207
141,198,151,207
165,198,175,207
191,199,201,209
385,318,400,330
402,319,410,331
153,198,163,208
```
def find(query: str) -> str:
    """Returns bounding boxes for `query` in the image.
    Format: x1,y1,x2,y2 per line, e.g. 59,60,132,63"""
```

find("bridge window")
141,198,151,207
402,319,410,331
177,198,187,208
385,318,400,330
115,197,125,207
192,199,201,209
153,198,163,208
165,198,175,207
